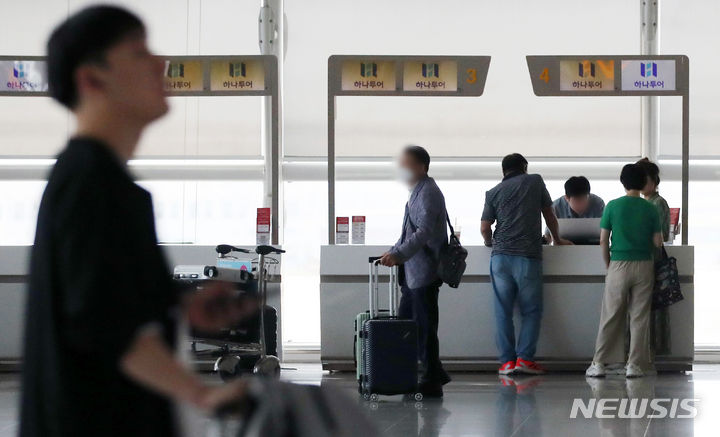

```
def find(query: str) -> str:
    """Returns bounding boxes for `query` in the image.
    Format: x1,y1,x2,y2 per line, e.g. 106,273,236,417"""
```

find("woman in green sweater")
637,158,671,356
586,164,663,378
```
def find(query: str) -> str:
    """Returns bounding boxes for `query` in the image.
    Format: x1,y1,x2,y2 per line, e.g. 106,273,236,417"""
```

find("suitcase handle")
368,258,399,319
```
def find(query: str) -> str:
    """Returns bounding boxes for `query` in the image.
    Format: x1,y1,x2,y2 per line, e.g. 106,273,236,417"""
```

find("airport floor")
2,364,720,436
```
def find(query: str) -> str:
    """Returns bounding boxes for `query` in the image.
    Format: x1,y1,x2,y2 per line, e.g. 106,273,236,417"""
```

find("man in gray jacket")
380,145,451,398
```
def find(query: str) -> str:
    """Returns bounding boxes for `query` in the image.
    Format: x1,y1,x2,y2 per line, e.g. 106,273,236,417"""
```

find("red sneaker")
515,358,545,375
498,360,516,375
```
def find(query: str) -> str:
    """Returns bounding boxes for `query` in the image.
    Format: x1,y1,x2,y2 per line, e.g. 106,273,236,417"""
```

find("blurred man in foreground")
21,7,247,437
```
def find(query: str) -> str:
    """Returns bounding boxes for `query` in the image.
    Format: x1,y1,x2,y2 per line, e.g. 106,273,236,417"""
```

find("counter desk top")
321,245,694,279
0,244,282,277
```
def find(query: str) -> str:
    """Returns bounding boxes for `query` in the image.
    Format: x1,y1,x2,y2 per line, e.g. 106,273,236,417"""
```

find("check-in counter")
0,245,283,368
320,245,694,372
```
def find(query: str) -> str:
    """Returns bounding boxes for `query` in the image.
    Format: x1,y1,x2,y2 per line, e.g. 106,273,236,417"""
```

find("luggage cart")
174,244,285,380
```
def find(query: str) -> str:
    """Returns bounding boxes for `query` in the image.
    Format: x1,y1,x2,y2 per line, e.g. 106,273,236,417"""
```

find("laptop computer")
557,218,601,245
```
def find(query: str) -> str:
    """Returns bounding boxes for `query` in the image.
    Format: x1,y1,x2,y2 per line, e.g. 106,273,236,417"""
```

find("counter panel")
321,245,694,371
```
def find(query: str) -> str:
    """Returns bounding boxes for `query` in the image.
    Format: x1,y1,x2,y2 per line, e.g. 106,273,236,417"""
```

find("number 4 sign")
540,68,550,83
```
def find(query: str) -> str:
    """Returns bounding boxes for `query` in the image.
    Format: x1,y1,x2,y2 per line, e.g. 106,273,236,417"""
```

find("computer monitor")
557,218,601,244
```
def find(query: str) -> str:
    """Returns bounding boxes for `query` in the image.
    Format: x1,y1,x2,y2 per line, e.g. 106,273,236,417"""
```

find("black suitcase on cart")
361,257,422,401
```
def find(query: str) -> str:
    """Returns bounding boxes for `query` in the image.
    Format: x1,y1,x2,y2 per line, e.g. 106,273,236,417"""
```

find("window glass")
662,0,720,157
285,0,639,157
0,181,46,245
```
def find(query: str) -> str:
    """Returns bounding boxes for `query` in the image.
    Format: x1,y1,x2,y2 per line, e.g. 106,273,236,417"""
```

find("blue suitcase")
361,258,422,401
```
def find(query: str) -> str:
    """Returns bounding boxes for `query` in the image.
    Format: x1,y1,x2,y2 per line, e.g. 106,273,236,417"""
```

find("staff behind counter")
545,176,605,244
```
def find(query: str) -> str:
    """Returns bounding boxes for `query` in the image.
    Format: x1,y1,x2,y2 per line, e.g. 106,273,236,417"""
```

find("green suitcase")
354,310,389,392
354,257,399,393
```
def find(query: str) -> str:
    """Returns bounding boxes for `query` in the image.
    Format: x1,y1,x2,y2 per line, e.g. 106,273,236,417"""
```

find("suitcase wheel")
362,392,378,402
253,355,281,377
414,393,423,402
214,355,243,381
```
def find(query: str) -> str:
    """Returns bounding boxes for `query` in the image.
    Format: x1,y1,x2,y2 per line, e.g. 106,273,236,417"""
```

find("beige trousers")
593,260,655,368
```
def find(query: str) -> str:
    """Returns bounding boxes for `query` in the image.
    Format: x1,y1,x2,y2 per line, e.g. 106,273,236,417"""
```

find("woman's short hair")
620,163,649,191
636,157,661,186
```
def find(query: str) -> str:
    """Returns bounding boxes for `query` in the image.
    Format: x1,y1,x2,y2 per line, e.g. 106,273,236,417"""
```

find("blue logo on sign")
360,62,377,78
13,62,25,79
641,62,657,77
167,63,184,78
229,62,246,78
422,63,439,78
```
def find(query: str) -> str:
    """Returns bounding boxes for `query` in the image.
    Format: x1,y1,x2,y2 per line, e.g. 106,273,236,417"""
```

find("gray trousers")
593,260,654,368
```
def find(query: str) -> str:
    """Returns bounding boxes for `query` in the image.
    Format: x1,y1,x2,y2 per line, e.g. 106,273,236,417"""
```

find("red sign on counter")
336,217,349,244
352,216,366,245
257,207,271,244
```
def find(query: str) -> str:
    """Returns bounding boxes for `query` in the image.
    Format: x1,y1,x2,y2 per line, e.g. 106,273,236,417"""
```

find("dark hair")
403,145,431,173
620,164,648,191
501,153,528,175
47,6,145,109
564,176,591,197
636,157,660,186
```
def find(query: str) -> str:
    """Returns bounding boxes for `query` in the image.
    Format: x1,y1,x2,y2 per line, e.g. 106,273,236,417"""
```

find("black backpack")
437,213,468,288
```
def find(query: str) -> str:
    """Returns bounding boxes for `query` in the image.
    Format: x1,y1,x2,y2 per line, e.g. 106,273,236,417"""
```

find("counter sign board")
161,55,276,96
527,55,687,97
0,59,47,94
210,59,265,92
330,55,490,96
164,60,204,92
559,60,615,92
341,60,396,91
403,61,458,92
621,60,676,91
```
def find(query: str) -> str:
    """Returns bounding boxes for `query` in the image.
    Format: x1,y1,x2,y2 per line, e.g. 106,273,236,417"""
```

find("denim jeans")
490,254,543,364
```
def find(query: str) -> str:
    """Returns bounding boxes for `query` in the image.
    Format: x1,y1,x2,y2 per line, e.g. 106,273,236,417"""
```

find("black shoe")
418,381,444,398
438,371,451,386
422,371,451,386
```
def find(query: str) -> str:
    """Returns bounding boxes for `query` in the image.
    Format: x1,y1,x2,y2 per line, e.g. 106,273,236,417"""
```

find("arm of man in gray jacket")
381,188,441,266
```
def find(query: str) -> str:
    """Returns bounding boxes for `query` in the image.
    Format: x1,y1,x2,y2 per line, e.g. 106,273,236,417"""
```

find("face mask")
397,166,415,185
